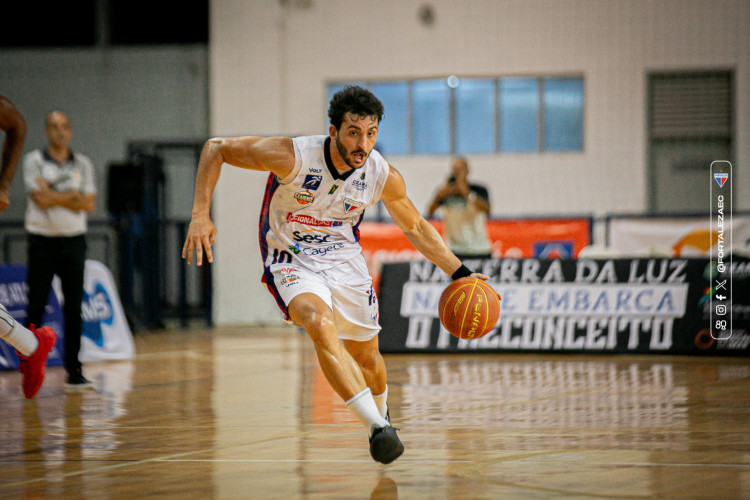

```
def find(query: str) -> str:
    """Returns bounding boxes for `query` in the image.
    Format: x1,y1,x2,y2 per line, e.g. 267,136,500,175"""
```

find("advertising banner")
608,215,750,257
378,257,750,355
0,263,64,369
0,260,134,370
360,218,591,289
80,259,135,362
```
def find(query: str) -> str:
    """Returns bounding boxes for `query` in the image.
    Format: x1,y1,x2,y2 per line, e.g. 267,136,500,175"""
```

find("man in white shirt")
23,110,96,391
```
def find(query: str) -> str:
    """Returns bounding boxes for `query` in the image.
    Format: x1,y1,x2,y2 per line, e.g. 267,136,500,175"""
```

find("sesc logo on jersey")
302,175,323,190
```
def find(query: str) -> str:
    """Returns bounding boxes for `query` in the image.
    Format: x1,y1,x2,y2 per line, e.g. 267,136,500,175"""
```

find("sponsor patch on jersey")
352,180,367,191
302,175,323,190
294,190,315,205
292,229,332,243
344,198,363,212
300,242,345,256
309,167,322,173
286,212,343,227
279,267,299,274
280,274,300,286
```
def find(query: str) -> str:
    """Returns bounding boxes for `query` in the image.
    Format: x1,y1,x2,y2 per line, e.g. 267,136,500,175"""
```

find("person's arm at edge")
0,96,27,212
182,136,296,266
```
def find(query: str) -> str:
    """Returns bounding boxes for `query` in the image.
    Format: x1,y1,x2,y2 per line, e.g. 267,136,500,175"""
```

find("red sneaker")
16,325,57,399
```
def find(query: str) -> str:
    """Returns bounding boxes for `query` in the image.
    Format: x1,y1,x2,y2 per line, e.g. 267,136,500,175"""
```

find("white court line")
154,458,473,463
509,460,749,468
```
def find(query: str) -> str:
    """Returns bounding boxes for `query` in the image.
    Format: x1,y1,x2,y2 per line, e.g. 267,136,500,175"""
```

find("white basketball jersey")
259,135,389,272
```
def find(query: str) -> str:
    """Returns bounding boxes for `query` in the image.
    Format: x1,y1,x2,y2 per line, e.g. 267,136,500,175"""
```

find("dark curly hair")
327,85,384,130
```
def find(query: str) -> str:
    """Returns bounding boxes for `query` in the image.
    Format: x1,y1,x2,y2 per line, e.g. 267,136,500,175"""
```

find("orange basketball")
438,277,501,340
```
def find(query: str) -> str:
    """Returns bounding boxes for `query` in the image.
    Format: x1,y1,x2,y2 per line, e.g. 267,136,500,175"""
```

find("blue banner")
0,264,64,370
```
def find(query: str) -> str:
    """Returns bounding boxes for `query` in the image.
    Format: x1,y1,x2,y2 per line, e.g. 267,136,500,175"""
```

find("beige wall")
210,0,749,324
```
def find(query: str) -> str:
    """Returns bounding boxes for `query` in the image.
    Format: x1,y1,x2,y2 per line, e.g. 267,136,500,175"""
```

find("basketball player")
0,95,57,399
182,86,490,464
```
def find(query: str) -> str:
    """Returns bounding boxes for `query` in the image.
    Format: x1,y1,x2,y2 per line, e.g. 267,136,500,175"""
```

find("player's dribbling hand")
470,272,501,300
182,216,217,266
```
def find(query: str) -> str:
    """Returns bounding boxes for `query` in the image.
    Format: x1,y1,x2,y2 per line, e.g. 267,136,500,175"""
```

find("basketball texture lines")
438,278,501,340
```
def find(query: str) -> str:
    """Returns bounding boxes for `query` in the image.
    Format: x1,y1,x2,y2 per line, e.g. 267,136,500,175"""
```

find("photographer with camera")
427,156,492,260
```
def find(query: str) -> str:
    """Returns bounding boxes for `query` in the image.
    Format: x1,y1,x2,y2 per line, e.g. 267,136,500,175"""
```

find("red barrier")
359,218,591,289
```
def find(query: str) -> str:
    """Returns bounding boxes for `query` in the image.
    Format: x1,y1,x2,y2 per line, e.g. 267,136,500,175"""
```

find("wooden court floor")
1,326,749,499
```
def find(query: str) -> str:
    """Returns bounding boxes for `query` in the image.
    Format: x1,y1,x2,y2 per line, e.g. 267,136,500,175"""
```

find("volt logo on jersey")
344,198,363,212
294,190,315,204
302,175,323,190
714,172,729,187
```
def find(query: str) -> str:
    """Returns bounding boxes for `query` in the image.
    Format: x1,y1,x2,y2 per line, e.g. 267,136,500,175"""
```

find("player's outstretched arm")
0,95,27,212
182,136,295,266
381,165,488,279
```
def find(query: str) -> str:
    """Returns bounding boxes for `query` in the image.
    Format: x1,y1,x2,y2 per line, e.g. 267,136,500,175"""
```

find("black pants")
25,234,86,376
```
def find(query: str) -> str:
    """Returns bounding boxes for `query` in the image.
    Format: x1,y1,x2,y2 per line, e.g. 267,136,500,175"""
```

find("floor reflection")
1,327,748,499
400,357,689,448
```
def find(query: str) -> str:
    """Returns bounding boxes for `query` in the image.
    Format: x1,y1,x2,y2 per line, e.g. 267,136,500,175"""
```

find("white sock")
373,385,388,418
345,387,389,434
0,304,39,356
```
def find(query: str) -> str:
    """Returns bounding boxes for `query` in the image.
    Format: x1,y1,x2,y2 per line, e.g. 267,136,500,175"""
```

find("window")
412,79,451,154
456,79,496,154
327,74,583,155
543,78,584,151
500,78,539,153
369,82,408,155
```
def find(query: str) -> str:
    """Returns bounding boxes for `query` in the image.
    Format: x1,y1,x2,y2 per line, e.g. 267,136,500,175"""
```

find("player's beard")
335,135,369,170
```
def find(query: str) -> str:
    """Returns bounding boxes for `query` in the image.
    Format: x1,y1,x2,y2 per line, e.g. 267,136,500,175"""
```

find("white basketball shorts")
263,254,381,341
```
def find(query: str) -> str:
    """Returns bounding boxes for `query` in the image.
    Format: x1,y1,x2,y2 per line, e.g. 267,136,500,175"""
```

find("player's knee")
301,310,337,339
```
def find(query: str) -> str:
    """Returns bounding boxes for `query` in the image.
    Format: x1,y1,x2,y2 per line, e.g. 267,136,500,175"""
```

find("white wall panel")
211,0,749,324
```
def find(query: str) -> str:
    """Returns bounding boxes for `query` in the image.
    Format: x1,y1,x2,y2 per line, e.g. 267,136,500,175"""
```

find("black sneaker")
65,372,94,393
369,424,404,464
